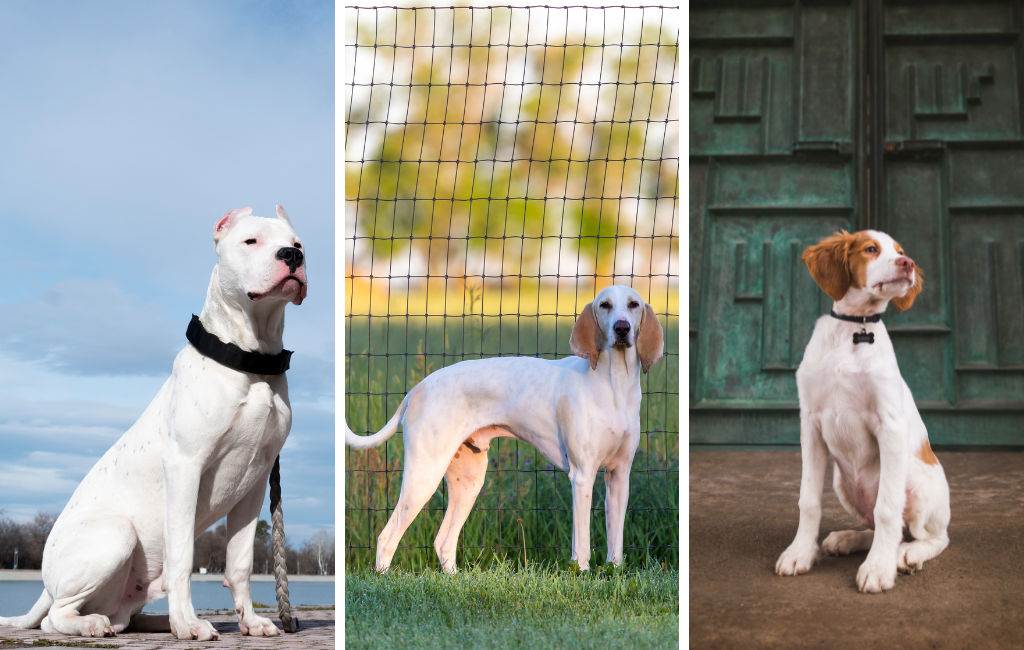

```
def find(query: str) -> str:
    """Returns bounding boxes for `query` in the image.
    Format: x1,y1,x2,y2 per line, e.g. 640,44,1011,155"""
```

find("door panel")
691,0,1024,446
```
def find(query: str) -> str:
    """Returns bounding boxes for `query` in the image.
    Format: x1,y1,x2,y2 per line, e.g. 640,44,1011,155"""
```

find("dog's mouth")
613,338,632,349
248,276,305,302
875,276,913,291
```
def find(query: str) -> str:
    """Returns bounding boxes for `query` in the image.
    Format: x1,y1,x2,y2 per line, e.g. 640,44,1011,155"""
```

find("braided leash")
269,456,299,633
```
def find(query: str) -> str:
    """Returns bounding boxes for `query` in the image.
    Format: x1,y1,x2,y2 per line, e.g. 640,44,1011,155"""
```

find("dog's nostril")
613,320,630,336
276,247,304,273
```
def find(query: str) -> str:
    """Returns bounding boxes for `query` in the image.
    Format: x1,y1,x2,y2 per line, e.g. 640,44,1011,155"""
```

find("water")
0,580,334,617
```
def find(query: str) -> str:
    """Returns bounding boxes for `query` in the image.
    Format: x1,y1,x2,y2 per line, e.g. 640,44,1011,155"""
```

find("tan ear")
570,302,604,370
891,267,924,312
801,231,854,302
637,304,664,374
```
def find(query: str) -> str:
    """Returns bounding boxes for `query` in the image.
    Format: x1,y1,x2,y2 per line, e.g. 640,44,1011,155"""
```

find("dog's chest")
199,380,291,513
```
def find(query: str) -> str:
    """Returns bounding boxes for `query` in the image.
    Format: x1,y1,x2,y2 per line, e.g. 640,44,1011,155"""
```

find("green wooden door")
690,0,1024,446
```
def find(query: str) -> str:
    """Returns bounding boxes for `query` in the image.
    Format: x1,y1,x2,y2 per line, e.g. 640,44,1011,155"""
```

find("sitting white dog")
776,229,949,593
0,206,306,639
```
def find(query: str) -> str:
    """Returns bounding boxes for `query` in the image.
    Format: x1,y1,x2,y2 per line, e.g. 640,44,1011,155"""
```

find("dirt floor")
690,450,1024,650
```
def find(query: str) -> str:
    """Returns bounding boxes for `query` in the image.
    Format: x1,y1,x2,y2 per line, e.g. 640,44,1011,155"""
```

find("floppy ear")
801,231,853,302
213,207,252,243
636,303,664,374
891,267,924,312
570,302,604,370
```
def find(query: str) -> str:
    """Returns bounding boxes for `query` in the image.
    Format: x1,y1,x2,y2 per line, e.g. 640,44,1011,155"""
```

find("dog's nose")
614,320,630,338
276,247,304,273
895,256,915,271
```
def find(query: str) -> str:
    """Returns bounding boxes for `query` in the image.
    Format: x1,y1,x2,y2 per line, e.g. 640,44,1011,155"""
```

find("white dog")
345,285,664,573
776,230,950,593
0,206,306,639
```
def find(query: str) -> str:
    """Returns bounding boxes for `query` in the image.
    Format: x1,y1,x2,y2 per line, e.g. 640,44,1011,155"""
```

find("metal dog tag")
853,328,874,345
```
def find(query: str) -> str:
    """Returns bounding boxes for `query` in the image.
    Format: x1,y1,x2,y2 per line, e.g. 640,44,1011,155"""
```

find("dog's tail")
0,588,52,629
345,395,409,449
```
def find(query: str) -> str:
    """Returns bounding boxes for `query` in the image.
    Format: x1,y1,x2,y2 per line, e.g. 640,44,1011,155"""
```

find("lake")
0,580,334,617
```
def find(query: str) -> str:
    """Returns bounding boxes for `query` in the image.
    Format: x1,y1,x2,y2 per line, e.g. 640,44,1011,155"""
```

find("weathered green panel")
697,214,848,405
691,0,1024,447
950,214,1024,368
798,3,853,143
714,160,851,208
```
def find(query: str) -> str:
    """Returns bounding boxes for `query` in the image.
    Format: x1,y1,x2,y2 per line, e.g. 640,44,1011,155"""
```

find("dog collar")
186,314,292,375
830,310,881,345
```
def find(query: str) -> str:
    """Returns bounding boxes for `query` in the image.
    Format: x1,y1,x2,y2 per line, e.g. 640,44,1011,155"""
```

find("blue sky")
0,1,334,543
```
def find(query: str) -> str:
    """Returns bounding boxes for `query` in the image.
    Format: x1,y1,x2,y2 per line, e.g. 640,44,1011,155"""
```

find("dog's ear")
276,204,292,225
570,302,604,370
637,303,664,374
214,207,252,243
891,266,924,312
801,231,854,302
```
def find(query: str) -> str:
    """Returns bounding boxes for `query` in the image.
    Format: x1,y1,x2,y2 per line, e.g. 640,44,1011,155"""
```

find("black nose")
614,320,630,338
276,247,304,273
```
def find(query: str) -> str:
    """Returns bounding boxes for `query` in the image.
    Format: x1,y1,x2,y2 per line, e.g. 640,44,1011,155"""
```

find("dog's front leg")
856,417,908,593
604,464,631,567
569,465,599,570
163,449,219,641
225,482,280,636
776,417,827,576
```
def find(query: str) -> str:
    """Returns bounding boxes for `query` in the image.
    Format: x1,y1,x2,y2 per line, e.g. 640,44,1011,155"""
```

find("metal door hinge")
883,140,945,158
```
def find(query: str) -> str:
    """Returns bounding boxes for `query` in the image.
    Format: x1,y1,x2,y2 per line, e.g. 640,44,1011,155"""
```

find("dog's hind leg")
898,462,950,574
434,441,490,574
41,515,138,637
375,449,452,573
823,466,876,556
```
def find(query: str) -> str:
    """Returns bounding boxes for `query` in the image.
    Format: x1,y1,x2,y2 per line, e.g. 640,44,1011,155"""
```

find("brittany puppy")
775,229,950,593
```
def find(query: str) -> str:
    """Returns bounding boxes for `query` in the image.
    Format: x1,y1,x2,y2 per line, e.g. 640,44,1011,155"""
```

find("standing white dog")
345,284,664,573
0,206,306,639
776,229,949,593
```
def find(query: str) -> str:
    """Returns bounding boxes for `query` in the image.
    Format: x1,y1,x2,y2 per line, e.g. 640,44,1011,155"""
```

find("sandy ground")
690,450,1024,650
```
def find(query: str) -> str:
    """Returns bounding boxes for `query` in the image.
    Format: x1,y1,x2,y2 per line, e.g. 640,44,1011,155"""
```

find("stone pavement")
0,608,334,649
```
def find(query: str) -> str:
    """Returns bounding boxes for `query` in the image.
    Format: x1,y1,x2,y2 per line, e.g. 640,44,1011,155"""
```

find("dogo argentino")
0,206,306,640
345,284,664,573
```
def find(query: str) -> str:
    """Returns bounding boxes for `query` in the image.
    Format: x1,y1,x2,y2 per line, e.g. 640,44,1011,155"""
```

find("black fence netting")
344,5,679,571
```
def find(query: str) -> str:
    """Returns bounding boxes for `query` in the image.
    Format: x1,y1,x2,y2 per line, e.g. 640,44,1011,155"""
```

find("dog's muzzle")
276,246,304,273
613,319,631,347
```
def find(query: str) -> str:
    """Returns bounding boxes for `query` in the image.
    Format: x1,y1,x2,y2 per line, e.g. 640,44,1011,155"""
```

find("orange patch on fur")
846,232,882,289
915,439,939,466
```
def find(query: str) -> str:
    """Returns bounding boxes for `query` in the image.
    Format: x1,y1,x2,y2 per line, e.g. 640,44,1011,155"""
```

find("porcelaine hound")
775,229,950,593
345,285,664,573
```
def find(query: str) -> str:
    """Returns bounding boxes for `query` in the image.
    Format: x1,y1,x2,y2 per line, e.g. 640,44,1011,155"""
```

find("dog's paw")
77,614,116,637
897,541,928,574
856,558,896,593
240,614,280,637
170,618,220,641
822,530,872,556
775,541,820,576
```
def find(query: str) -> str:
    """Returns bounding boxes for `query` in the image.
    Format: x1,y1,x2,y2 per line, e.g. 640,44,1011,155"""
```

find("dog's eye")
245,238,257,245
866,246,878,253
600,301,611,309
629,301,639,309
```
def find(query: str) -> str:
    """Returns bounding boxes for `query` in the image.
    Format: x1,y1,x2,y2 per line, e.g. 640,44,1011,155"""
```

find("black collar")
186,314,292,375
830,310,882,324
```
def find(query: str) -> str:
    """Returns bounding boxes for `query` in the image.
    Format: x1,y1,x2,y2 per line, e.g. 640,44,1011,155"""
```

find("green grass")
345,315,680,570
344,560,680,650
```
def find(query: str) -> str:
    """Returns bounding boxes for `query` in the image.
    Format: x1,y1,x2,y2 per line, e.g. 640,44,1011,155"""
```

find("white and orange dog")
345,285,664,573
775,230,950,593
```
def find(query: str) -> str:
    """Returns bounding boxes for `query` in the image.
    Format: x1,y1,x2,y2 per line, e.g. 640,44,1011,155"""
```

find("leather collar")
186,314,291,375
830,310,882,324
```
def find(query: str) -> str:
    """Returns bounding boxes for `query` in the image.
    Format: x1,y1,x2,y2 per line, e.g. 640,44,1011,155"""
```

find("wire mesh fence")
344,4,679,572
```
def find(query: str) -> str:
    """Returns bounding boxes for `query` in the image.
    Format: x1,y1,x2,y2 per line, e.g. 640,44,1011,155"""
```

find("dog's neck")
597,344,641,397
833,288,891,318
199,266,288,354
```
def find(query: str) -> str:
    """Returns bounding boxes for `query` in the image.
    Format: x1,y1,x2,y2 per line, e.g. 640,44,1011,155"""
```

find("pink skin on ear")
213,207,252,242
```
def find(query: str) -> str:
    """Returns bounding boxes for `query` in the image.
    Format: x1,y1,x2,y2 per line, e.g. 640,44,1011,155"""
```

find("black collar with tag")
830,310,881,345
186,314,292,375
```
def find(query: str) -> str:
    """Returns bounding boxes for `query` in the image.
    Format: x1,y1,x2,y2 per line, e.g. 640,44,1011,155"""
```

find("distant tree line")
0,511,334,576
